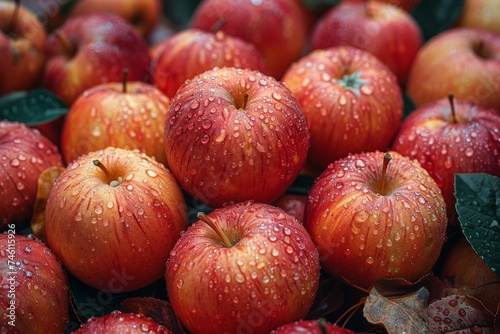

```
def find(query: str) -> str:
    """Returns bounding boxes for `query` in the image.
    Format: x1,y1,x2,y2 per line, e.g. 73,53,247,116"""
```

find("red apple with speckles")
60,70,170,165
44,147,188,292
0,121,63,229
190,0,313,79
391,96,500,225
164,66,310,208
310,0,423,86
74,310,173,333
271,319,357,334
305,151,448,290
0,233,69,334
151,28,267,98
43,12,151,106
282,46,403,172
166,201,320,334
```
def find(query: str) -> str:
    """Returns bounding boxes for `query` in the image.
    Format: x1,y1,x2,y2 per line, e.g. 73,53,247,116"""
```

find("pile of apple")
1,0,499,333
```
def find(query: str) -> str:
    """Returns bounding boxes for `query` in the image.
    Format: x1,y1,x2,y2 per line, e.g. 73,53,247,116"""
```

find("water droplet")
366,257,374,264
146,169,157,177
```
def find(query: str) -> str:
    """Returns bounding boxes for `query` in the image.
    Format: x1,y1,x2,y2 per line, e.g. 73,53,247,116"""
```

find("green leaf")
0,89,68,126
455,173,500,274
411,0,465,41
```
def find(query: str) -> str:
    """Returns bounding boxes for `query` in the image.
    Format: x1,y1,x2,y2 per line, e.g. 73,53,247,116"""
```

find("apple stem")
197,212,233,247
55,32,74,57
8,0,21,35
122,68,129,93
363,0,371,17
448,94,457,124
92,159,122,187
317,318,328,334
210,18,227,33
242,93,249,110
380,153,392,195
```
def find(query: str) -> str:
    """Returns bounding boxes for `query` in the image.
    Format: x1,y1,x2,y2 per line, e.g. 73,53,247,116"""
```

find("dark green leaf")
0,89,68,125
455,173,500,275
411,0,465,41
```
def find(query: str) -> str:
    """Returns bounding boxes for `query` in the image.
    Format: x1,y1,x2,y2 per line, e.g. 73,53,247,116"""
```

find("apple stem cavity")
448,94,457,124
92,159,122,187
8,0,21,35
380,152,392,195
197,212,233,247
55,33,75,58
122,68,129,93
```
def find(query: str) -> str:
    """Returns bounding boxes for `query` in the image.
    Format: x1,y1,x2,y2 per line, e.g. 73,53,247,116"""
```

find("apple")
282,46,403,172
406,27,500,111
455,0,500,34
150,28,267,98
44,147,188,292
0,233,69,333
0,0,46,96
67,0,163,38
165,201,321,334
305,151,448,290
271,319,356,334
272,194,307,224
73,310,173,333
391,95,500,225
310,0,423,86
43,12,151,106
0,121,63,229
190,0,313,79
371,0,422,12
440,237,500,314
60,69,170,165
19,0,67,32
164,66,310,208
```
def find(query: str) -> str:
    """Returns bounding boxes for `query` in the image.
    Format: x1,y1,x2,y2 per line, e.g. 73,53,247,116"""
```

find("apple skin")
455,0,500,34
282,46,403,172
406,27,500,111
272,194,307,224
164,67,310,208
0,1,46,96
305,151,448,290
0,121,63,229
271,319,356,334
310,0,423,86
190,0,312,79
74,310,173,333
67,0,162,38
43,12,151,106
165,201,320,334
60,81,170,165
371,0,422,12
0,233,69,333
440,237,500,314
151,28,267,98
391,97,500,225
44,147,188,292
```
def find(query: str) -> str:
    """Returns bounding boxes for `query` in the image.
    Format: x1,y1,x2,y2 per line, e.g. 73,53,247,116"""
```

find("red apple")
67,0,163,38
406,27,500,111
0,1,46,96
371,0,422,12
74,310,173,333
391,95,500,225
43,12,151,106
190,0,312,79
305,151,448,290
165,201,321,334
455,0,500,34
44,147,188,292
164,67,310,208
440,237,500,314
282,46,403,172
271,319,357,334
60,71,170,165
272,194,307,224
0,121,63,229
310,0,423,86
150,28,267,98
0,233,69,333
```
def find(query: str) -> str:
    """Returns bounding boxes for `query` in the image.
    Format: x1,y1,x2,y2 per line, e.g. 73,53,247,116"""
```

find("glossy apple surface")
74,310,173,333
60,80,170,165
305,151,448,290
455,0,500,33
164,67,310,208
166,201,320,334
45,147,188,292
0,233,69,333
406,27,500,111
391,97,500,225
311,0,423,86
271,319,357,334
151,28,266,98
282,46,403,172
0,121,63,228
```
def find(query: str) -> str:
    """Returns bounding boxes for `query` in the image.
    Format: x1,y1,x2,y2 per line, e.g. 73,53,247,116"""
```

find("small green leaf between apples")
0,89,68,125
455,173,500,274
411,0,465,41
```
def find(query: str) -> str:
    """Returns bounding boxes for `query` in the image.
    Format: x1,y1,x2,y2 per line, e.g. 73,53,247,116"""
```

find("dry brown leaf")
31,166,65,242
363,286,430,334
